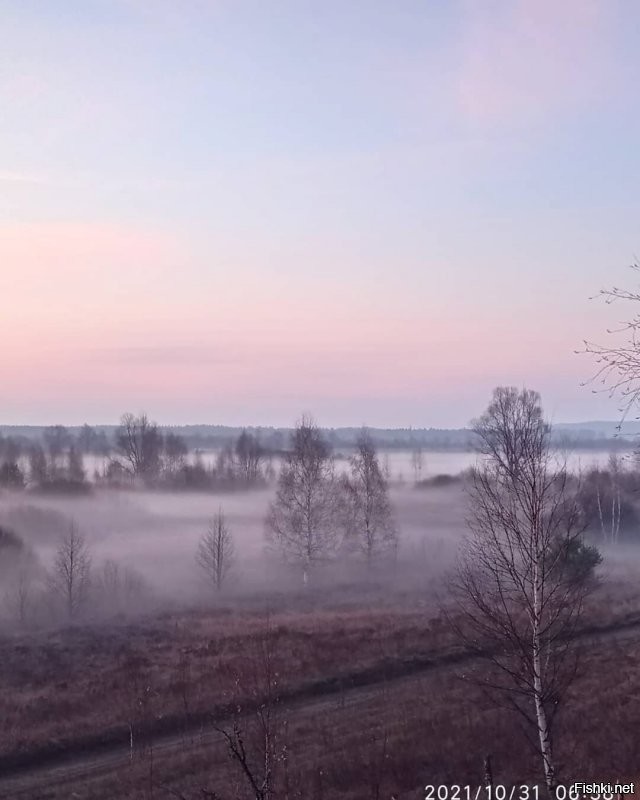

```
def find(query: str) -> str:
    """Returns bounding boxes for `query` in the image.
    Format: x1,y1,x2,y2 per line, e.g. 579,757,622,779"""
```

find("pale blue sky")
1,1,639,426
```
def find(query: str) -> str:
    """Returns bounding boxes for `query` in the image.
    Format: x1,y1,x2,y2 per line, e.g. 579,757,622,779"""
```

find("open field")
0,482,467,617
1,608,639,799
0,605,446,765
1,567,640,799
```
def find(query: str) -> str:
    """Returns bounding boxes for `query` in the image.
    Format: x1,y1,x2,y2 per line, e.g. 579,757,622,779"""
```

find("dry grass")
1,575,640,798
0,604,457,763
6,633,640,800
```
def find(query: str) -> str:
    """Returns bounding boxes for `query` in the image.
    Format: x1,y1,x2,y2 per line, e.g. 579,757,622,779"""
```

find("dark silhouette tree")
116,413,163,482
235,429,264,484
196,509,235,591
49,522,91,620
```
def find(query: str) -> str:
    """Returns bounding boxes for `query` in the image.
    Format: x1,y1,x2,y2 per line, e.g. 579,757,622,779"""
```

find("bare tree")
263,453,277,484
451,387,597,795
0,435,24,489
66,444,86,484
0,461,25,489
50,522,91,620
607,452,623,543
5,567,34,627
43,425,71,478
582,263,640,424
78,423,97,454
576,461,632,545
100,558,121,596
28,443,48,486
214,621,286,800
215,442,237,485
169,620,287,799
235,429,264,484
410,443,424,484
341,430,398,567
96,558,144,614
196,509,235,591
115,412,163,482
1,530,36,626
381,452,392,483
164,431,188,476
0,435,22,465
265,416,338,584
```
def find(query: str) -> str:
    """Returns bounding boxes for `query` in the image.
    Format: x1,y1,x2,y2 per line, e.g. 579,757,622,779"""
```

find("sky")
1,0,640,427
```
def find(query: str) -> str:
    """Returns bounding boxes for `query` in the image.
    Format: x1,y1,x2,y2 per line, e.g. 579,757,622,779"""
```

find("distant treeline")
0,416,634,495
0,423,633,453
0,417,277,493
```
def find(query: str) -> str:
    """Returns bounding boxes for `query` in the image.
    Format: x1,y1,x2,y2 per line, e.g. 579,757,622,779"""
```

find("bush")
0,462,25,489
174,463,211,490
415,473,462,489
550,536,602,585
34,478,92,495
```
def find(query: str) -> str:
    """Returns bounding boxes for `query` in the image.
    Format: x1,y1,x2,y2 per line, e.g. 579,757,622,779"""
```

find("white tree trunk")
596,487,606,543
533,562,556,795
532,660,555,794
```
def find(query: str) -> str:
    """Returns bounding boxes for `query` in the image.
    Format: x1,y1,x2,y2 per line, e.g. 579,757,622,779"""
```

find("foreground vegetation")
0,578,639,799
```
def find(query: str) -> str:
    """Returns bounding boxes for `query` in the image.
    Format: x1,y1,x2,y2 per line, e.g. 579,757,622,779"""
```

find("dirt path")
1,618,639,799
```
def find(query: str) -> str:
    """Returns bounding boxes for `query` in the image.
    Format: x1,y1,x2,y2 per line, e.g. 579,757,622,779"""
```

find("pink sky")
1,1,637,426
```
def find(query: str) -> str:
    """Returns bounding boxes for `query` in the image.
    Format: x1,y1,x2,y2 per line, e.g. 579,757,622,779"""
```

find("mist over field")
0,481,462,605
0,442,624,614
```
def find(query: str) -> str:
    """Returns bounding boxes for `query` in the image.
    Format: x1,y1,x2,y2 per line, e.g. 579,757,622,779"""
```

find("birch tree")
50,522,91,620
607,453,623,543
196,509,235,591
342,430,398,567
582,264,640,422
452,387,597,795
579,460,625,545
235,429,264,484
265,416,337,584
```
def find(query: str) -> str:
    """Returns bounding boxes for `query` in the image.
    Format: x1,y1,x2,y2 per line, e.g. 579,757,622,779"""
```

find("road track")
1,618,639,799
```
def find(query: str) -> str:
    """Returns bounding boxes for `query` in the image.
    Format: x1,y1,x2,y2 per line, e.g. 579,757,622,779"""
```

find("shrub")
35,478,92,495
415,473,462,489
550,536,602,585
0,462,25,489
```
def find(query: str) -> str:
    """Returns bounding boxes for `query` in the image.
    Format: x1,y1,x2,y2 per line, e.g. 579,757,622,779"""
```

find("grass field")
1,574,640,799
2,624,639,799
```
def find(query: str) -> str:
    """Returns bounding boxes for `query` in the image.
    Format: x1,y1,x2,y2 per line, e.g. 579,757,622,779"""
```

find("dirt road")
1,618,638,799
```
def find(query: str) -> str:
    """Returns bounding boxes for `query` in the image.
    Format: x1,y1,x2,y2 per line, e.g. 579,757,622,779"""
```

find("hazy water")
374,448,630,481
84,448,630,482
